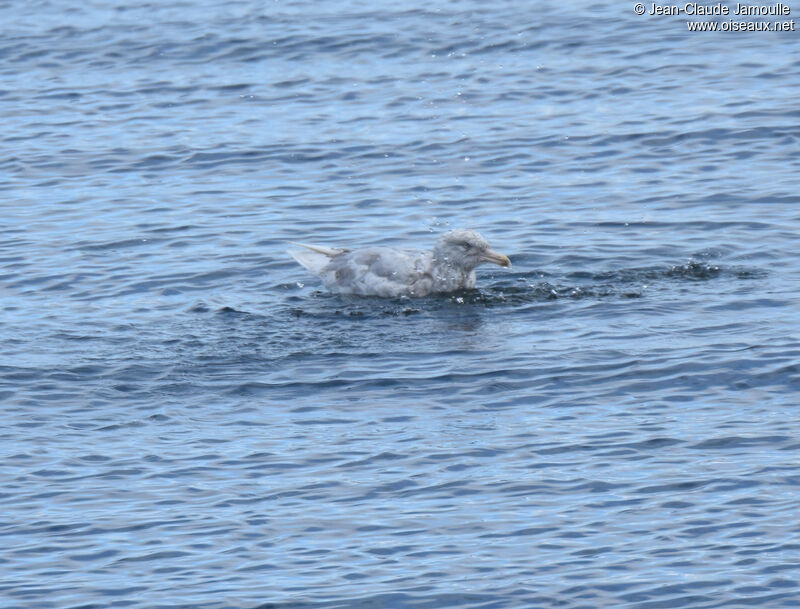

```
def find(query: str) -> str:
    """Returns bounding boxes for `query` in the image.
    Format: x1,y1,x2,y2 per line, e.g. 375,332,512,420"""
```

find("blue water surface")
2,1,800,608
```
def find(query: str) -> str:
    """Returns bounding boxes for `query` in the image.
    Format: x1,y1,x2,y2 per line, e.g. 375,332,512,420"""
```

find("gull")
288,229,511,297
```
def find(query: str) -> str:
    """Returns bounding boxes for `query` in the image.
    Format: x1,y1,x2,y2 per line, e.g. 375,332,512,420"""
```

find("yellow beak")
481,249,511,268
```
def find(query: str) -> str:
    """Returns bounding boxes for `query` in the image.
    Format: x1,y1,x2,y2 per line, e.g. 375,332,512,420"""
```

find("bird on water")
288,229,511,298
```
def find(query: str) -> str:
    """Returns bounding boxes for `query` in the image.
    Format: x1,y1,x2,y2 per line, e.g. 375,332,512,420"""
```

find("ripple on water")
2,0,800,608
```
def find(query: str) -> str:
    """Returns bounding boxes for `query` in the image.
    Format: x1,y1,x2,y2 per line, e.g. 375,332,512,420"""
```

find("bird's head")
433,229,511,271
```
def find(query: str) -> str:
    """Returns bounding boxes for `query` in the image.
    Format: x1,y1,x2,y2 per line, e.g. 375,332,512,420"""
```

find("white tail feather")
287,242,348,275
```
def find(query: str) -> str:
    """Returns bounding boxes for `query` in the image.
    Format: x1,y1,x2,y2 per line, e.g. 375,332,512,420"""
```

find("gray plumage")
288,229,511,298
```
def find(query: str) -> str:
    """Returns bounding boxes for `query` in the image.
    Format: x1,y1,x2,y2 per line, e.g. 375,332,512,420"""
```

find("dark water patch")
565,261,762,284
691,436,790,451
78,237,165,252
254,592,508,609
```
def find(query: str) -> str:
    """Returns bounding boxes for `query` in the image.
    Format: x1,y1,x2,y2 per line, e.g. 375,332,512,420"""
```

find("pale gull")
288,229,511,297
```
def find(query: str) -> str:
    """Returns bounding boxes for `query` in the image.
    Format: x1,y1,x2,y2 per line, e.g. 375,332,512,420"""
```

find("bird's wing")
321,248,433,296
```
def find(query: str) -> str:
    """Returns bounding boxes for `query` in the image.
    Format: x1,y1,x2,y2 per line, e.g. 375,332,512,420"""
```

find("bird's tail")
287,242,348,275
